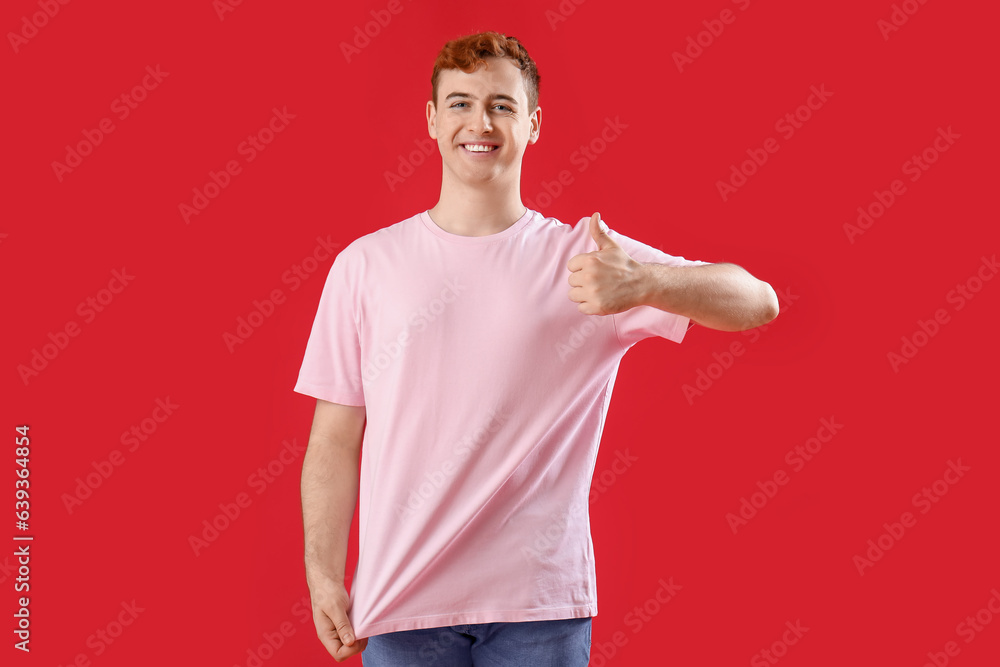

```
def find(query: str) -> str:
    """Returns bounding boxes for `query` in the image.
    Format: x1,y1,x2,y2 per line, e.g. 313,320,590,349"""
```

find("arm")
301,399,368,661
635,261,779,332
567,212,779,331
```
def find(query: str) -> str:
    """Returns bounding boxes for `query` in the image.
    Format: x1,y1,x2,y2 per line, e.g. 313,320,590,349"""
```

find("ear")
527,105,541,145
426,99,437,139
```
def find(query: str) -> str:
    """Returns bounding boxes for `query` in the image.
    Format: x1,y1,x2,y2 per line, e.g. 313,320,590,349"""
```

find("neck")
427,170,527,237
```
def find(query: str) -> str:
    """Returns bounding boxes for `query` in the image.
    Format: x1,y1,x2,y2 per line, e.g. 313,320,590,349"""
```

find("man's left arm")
634,261,779,332
567,212,779,332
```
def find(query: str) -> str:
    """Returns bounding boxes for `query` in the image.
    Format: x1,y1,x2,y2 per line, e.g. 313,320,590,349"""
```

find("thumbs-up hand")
567,212,644,316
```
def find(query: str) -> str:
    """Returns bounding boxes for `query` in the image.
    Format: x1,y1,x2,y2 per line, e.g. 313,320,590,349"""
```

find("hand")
567,212,644,315
307,571,367,662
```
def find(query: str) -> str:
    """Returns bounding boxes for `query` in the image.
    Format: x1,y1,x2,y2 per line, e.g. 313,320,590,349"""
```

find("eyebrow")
444,92,519,106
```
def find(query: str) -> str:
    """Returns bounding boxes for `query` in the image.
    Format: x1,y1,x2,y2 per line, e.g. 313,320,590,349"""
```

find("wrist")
633,262,656,309
636,262,686,313
305,555,345,580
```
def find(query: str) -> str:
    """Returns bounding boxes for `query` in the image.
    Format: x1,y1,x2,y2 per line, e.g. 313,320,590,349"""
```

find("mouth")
461,144,500,154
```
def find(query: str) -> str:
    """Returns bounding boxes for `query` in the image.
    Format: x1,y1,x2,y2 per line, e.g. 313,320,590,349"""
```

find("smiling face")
426,56,541,188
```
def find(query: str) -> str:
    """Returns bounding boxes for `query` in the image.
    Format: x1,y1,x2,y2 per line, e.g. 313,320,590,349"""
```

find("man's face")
427,57,540,187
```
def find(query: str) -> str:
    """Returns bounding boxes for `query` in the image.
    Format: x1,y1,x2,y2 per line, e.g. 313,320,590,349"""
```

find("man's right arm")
301,398,367,662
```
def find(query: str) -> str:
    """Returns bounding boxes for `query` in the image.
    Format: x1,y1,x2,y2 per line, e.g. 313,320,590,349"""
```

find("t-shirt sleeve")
606,225,711,349
293,245,366,406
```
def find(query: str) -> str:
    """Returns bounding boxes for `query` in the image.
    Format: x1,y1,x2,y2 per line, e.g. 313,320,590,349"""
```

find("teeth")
464,144,496,152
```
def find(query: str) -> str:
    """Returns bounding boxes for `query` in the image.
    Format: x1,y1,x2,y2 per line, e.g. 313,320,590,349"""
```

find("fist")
566,212,644,316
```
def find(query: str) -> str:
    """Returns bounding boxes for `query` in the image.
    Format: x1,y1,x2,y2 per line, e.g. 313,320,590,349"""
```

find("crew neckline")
419,208,535,244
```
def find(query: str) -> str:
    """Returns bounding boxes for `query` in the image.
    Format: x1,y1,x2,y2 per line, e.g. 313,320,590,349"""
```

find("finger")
567,252,586,273
568,250,601,273
589,212,621,251
335,637,368,661
328,606,358,647
313,610,346,655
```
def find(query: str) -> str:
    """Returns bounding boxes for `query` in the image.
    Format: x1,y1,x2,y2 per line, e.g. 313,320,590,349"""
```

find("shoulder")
526,210,589,239
525,211,602,254
334,212,424,263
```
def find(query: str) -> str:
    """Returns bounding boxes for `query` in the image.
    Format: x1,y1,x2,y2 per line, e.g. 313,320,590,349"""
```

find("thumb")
589,212,620,251
332,611,357,646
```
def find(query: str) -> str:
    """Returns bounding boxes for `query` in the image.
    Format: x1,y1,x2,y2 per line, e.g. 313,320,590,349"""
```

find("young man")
296,31,778,665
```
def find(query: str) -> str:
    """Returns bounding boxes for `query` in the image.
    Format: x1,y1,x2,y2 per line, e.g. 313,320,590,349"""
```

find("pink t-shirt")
294,208,708,638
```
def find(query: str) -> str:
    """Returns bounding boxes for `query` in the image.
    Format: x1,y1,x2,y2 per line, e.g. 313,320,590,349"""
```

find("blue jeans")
362,617,592,666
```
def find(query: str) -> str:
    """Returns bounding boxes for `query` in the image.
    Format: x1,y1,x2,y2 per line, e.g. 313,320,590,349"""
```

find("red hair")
430,31,540,112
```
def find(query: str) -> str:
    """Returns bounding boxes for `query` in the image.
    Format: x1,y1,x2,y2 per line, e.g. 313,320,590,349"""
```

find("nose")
467,105,492,134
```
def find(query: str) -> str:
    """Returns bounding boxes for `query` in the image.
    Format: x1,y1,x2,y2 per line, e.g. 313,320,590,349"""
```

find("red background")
4,0,999,665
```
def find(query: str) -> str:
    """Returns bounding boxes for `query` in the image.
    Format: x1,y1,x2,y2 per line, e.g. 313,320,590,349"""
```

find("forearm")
301,439,360,583
637,262,779,332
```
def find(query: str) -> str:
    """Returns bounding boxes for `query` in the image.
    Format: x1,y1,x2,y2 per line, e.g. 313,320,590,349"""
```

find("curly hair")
430,31,540,112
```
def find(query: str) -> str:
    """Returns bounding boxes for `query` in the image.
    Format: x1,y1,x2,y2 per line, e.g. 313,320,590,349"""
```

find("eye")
493,104,512,112
450,102,468,108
